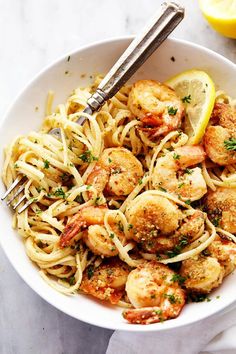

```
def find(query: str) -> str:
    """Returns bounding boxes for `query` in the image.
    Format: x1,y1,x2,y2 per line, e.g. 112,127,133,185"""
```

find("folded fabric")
106,306,236,354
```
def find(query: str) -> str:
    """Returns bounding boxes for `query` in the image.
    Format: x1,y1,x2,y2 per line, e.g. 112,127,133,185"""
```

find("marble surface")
0,1,235,353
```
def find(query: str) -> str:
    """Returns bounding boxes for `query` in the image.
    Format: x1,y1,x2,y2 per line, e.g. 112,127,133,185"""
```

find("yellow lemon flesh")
166,70,216,145
199,0,236,38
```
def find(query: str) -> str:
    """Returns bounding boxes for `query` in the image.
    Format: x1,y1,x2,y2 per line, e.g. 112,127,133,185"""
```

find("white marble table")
0,1,235,353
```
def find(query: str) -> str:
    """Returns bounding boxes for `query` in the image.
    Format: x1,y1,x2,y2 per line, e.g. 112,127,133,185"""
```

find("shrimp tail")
60,214,87,248
123,307,167,325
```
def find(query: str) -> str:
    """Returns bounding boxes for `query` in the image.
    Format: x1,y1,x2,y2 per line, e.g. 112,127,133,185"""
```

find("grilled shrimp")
127,80,184,138
208,235,236,276
80,258,130,304
204,103,236,165
60,206,107,247
86,147,143,196
180,255,224,294
125,193,205,254
152,145,207,201
123,261,185,324
205,187,236,233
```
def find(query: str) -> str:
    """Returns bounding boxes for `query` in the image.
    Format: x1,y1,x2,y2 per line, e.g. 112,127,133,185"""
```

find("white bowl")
0,37,236,332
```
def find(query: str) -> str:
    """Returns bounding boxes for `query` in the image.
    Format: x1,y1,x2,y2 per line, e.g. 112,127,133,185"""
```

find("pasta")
2,74,236,325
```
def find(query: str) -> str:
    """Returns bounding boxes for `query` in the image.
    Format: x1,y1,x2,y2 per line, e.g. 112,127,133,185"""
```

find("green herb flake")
178,182,185,189
138,178,143,185
173,152,180,160
69,276,75,285
79,150,98,163
94,197,101,206
109,233,115,239
185,199,191,205
54,188,66,199
182,94,191,103
87,266,94,279
43,160,50,169
108,158,112,163
224,138,236,151
128,224,133,230
170,273,186,285
216,295,220,299
14,163,19,169
168,106,178,115
184,168,193,175
117,220,124,232
158,186,167,192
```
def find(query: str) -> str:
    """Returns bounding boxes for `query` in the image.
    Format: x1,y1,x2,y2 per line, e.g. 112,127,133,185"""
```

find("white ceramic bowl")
0,37,236,332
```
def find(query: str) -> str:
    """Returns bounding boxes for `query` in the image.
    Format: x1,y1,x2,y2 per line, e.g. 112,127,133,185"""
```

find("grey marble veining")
0,1,235,353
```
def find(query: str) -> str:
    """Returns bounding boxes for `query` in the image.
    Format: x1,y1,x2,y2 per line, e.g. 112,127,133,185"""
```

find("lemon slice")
198,0,236,38
166,70,215,145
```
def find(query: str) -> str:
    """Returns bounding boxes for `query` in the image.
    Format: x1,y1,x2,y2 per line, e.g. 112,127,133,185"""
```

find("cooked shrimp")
208,235,236,276
84,224,125,257
152,145,207,201
127,80,184,137
123,261,185,324
80,258,130,304
180,255,224,293
205,187,236,233
204,103,236,165
60,206,107,247
86,147,143,196
125,193,205,254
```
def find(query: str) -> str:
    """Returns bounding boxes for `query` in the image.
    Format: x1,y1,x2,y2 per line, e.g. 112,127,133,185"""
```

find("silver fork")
1,1,184,213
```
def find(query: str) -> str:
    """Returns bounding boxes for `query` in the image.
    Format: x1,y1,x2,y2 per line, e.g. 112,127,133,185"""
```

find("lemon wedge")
166,70,216,145
198,0,236,38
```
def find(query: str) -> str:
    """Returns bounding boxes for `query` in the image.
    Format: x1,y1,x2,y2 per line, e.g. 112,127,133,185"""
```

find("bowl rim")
0,35,236,332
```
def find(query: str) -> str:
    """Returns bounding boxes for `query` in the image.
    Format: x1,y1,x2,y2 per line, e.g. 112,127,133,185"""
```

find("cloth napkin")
106,306,236,354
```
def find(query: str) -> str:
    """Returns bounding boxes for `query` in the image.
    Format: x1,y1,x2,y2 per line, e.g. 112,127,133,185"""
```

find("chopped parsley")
212,217,221,227
170,274,186,285
224,138,236,151
182,94,191,103
94,197,101,206
69,276,75,285
173,152,180,160
108,158,112,163
87,266,94,279
178,182,185,189
166,236,189,258
128,224,133,230
138,178,143,185
168,106,178,116
185,199,191,205
79,150,98,163
158,186,167,192
187,293,211,303
117,221,124,232
109,233,115,239
43,160,50,169
184,168,193,175
164,293,181,304
54,188,66,199
14,163,19,169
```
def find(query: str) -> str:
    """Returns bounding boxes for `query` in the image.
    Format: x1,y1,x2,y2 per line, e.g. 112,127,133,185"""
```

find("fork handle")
87,2,184,111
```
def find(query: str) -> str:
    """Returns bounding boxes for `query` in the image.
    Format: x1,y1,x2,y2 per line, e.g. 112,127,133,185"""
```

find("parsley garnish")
184,168,193,175
178,182,185,189
185,199,191,205
79,150,98,163
109,233,115,239
94,197,101,206
43,160,50,169
166,236,188,258
164,293,180,304
182,94,191,103
224,138,236,151
128,224,133,230
69,276,75,285
54,188,66,199
158,186,167,192
87,266,94,279
170,274,186,285
117,221,124,232
138,178,143,185
168,106,178,115
212,217,220,227
173,152,180,160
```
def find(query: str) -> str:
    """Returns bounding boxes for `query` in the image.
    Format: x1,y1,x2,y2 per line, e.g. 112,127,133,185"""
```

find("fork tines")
1,175,32,213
